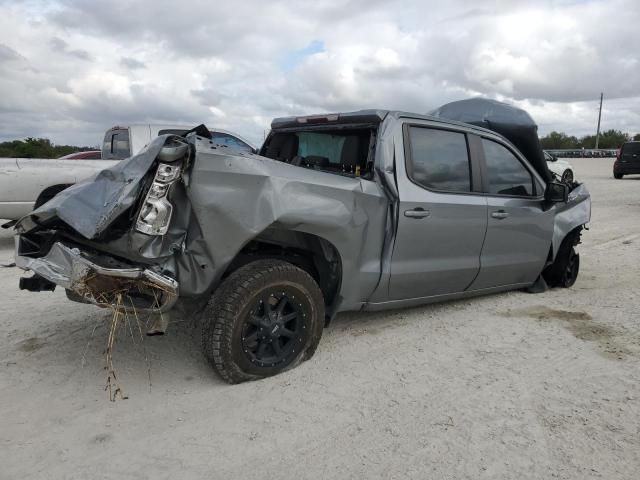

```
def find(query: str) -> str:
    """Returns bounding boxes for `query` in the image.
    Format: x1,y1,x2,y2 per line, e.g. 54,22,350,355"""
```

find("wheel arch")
34,183,74,209
551,224,583,262
220,228,343,316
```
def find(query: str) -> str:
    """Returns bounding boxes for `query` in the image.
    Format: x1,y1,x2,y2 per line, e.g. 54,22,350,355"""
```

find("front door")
389,125,488,300
470,137,553,289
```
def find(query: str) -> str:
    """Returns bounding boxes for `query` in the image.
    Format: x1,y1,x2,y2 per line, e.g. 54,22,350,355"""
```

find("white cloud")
0,0,639,147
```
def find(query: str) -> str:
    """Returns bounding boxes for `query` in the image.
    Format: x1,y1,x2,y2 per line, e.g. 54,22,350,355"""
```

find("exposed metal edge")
16,242,178,312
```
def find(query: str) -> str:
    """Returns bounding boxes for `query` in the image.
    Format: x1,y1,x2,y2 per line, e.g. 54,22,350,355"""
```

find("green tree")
540,131,580,149
579,134,596,149
633,133,640,141
0,138,93,158
580,130,629,149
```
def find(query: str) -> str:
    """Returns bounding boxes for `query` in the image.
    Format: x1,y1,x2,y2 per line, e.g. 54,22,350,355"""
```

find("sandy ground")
1,157,639,480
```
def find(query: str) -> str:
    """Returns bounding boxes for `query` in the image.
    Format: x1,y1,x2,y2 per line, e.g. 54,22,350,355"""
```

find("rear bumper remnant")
16,241,178,312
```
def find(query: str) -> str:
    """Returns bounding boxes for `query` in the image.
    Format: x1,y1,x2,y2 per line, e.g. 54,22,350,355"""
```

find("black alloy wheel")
560,247,579,288
202,259,325,384
543,232,580,289
241,289,307,368
561,169,574,184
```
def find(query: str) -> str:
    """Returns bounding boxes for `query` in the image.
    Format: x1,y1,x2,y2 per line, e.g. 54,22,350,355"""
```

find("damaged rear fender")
185,138,389,311
223,227,344,313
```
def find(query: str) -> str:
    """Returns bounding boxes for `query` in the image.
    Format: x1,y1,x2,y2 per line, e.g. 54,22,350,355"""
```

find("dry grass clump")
77,275,176,401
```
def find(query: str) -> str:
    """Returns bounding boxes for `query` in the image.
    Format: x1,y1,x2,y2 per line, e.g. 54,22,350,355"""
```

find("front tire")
543,234,580,288
614,172,623,179
561,169,574,184
202,259,325,384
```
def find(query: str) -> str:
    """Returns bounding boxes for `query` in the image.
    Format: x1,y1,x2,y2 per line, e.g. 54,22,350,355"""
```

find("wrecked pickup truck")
11,99,591,383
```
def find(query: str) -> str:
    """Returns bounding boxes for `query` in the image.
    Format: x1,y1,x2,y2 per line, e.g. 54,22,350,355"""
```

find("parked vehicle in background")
0,125,256,219
13,99,591,383
614,141,640,179
546,149,617,159
58,150,102,160
102,125,256,160
544,151,574,183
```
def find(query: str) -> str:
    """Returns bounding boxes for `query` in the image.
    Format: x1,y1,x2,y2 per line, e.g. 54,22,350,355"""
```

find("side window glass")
211,132,253,153
407,127,471,192
482,139,534,196
113,131,130,158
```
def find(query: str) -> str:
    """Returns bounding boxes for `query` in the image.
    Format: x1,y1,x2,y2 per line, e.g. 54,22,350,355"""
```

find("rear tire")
202,259,325,384
543,234,580,288
614,172,623,179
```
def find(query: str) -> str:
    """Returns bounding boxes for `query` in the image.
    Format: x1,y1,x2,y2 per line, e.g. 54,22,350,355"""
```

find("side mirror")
545,181,569,203
550,154,558,162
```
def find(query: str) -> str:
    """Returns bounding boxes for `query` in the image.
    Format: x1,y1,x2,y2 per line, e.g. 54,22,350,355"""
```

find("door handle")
491,210,509,220
404,208,430,219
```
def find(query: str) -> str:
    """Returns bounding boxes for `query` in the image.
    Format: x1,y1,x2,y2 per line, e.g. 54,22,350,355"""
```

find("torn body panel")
550,183,591,259
183,135,388,310
16,241,178,312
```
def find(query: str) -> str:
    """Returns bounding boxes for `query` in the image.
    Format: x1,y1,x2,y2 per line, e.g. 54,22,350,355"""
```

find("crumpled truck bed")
15,133,390,312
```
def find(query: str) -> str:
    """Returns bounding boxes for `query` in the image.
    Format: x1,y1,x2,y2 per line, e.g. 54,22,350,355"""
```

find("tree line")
540,129,640,150
2,130,639,158
0,138,97,158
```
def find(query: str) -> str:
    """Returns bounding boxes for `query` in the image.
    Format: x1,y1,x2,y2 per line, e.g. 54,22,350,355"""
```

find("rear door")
469,136,553,289
389,123,488,300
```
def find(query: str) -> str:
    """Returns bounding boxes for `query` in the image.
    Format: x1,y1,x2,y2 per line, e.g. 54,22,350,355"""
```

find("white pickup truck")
0,124,255,220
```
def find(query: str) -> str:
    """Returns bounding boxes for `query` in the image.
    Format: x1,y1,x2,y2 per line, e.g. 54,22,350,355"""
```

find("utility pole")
595,92,603,149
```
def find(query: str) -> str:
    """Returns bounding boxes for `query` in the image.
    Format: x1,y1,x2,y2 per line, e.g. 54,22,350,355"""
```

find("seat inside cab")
262,128,374,177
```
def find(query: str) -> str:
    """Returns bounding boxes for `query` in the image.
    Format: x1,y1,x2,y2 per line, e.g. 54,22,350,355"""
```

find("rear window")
622,142,640,155
297,132,346,164
262,128,374,177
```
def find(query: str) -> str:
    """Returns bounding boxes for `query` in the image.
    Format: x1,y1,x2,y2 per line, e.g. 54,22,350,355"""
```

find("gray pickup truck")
12,99,591,383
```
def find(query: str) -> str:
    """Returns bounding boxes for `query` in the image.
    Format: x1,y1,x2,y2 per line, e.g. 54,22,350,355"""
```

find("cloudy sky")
0,0,638,147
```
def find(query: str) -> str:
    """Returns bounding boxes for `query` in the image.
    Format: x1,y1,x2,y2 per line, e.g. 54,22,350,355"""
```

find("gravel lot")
1,157,639,480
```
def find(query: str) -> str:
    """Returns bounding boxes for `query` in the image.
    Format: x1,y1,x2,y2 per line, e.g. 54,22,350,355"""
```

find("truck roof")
270,109,499,137
272,102,551,182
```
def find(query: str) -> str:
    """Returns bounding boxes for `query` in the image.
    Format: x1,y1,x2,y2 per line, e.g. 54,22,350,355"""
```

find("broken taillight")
135,163,182,236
